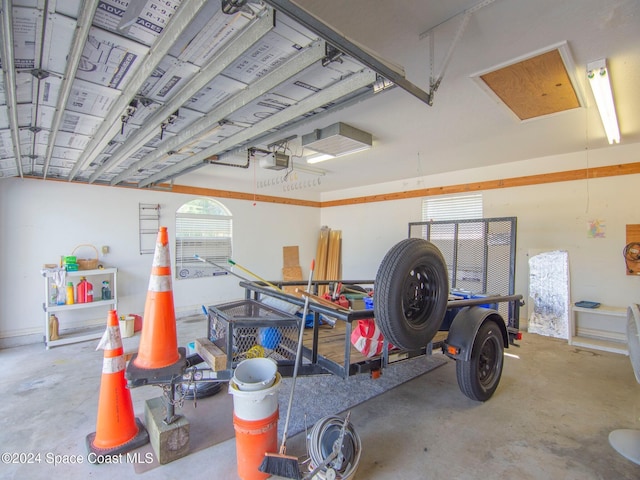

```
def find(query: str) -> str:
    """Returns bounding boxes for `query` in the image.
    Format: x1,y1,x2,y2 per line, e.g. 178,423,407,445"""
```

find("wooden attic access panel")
479,49,580,120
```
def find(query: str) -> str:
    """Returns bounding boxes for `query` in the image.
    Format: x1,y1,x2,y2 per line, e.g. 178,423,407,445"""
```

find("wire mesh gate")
408,217,518,328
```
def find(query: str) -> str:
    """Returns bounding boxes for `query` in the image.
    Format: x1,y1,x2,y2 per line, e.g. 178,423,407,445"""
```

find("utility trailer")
123,217,522,480
197,217,523,402
126,217,522,431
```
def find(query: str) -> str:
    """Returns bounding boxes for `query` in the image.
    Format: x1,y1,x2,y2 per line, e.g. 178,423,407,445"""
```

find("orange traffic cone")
133,226,180,370
86,310,148,461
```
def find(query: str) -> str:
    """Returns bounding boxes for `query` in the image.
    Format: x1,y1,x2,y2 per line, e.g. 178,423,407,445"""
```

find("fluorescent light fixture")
293,163,326,175
306,153,335,164
587,58,620,144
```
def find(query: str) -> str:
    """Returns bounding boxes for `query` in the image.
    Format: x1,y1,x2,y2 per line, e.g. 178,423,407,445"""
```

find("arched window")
175,198,232,279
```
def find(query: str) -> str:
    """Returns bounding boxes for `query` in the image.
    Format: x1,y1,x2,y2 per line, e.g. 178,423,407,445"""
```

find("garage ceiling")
1,0,639,198
0,0,399,185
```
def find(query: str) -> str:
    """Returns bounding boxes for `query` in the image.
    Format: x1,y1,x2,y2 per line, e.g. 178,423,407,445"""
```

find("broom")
258,259,315,480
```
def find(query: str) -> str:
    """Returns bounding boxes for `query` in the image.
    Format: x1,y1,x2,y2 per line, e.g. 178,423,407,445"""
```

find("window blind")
422,193,483,222
421,194,483,240
175,213,232,278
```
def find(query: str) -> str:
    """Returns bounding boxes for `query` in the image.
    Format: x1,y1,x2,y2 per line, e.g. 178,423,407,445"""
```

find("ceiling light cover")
587,58,620,144
302,122,372,157
306,152,335,164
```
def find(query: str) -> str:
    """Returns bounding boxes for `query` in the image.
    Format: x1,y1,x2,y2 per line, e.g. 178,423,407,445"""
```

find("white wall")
0,178,319,345
2,143,639,345
320,143,640,321
320,198,420,280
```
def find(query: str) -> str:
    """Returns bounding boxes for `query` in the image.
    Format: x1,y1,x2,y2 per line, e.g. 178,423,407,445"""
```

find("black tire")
456,320,504,401
180,380,222,400
374,238,449,350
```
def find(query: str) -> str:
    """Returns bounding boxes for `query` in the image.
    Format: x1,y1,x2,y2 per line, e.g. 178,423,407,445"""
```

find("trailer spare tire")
374,238,449,350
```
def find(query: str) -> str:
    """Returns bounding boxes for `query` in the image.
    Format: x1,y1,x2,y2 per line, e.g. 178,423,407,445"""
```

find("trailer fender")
443,306,508,361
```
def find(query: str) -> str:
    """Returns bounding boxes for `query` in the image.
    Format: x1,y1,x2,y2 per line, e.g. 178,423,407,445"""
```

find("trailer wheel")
374,238,449,350
456,320,504,401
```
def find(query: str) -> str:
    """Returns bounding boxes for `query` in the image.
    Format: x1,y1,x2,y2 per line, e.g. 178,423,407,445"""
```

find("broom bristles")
258,451,302,480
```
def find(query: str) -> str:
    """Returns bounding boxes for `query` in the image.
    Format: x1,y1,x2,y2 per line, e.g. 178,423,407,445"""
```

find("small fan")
623,243,640,274
608,304,640,464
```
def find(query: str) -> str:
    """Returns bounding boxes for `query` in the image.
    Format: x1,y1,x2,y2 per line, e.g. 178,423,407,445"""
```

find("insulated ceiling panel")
75,27,149,90
0,131,12,155
270,55,365,102
52,110,102,136
16,103,31,126
186,74,246,114
142,57,201,103
41,13,77,75
55,131,91,150
179,7,255,67
40,77,121,117
15,71,32,104
12,6,38,70
92,0,183,47
223,30,312,84
0,0,425,185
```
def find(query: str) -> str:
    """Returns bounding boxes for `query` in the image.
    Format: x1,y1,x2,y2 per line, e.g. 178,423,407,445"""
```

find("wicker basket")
72,244,99,270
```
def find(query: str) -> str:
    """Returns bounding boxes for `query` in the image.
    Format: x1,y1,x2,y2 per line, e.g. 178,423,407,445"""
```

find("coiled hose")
306,414,362,480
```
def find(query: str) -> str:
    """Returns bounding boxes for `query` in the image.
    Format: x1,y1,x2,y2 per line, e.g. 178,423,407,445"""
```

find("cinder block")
144,397,190,464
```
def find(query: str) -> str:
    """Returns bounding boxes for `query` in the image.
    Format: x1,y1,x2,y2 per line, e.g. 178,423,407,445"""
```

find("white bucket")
119,316,135,338
229,372,281,421
233,357,277,391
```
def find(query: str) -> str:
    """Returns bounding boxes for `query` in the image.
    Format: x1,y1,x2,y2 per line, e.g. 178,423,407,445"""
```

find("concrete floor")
1,315,638,479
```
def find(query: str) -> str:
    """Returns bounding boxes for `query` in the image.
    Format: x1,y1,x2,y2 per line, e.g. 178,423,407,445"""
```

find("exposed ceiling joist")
3,0,602,193
1,0,23,178
0,0,426,187
90,6,275,183
111,38,326,186
67,0,210,181
137,68,377,187
42,0,98,179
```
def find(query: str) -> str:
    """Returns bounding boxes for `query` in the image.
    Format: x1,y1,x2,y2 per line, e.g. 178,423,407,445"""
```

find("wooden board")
321,162,640,208
282,266,302,279
283,246,300,268
326,230,342,282
195,337,227,371
302,321,449,366
282,266,303,293
296,288,350,311
303,321,368,365
315,226,331,294
166,163,640,210
480,49,579,120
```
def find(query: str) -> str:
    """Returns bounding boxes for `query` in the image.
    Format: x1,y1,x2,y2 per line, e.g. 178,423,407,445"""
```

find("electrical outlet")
101,246,109,255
